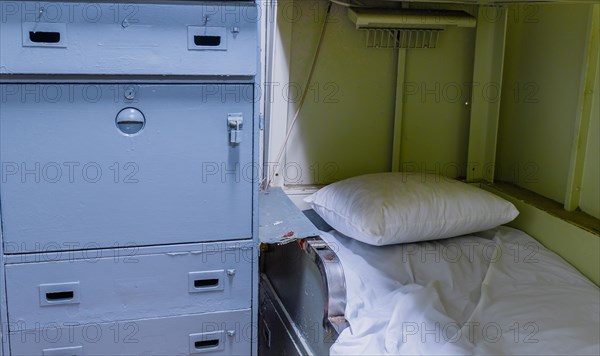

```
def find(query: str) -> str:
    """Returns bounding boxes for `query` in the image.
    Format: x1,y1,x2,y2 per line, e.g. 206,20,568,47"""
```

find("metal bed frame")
260,232,348,355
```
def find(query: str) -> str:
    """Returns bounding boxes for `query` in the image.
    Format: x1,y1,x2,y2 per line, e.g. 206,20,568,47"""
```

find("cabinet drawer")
5,245,253,328
0,2,258,76
0,84,254,253
9,309,252,355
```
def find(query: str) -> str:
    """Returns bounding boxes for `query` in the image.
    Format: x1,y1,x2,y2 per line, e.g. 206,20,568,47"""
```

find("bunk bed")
260,176,600,355
259,0,600,354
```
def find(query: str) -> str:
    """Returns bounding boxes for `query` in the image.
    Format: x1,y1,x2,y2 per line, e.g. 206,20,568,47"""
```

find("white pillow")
304,173,519,246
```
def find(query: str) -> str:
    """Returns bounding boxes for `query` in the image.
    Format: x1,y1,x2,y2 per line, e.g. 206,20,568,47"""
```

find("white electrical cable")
265,1,333,188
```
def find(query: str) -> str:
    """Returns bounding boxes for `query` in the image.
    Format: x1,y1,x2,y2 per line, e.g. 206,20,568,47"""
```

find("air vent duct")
348,8,476,49
348,8,477,29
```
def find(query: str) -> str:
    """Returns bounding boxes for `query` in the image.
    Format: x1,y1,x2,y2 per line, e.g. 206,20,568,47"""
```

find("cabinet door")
0,84,254,253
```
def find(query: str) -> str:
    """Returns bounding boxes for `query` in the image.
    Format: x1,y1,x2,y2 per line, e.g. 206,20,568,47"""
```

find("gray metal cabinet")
0,2,259,355
1,84,254,253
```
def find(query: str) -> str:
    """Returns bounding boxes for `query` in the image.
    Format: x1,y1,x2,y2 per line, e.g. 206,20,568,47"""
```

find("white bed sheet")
320,226,600,355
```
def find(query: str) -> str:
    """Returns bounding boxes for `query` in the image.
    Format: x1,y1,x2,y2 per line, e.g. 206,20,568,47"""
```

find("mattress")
319,226,600,355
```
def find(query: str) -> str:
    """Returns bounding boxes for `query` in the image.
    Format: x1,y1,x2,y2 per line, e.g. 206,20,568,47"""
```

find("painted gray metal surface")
262,241,337,356
259,187,321,244
6,245,253,329
249,2,261,350
0,2,258,76
302,237,348,336
261,208,352,356
3,239,257,265
0,225,5,356
303,209,333,232
1,84,254,253
259,274,308,356
0,1,261,354
9,308,252,355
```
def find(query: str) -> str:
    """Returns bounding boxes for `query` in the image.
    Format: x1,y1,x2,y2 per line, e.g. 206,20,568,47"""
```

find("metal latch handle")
228,113,243,144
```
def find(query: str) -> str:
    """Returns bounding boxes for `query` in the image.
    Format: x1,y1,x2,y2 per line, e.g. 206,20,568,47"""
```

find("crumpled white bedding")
320,226,600,355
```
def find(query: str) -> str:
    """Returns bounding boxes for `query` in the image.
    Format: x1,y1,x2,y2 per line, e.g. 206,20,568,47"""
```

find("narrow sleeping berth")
259,0,599,354
320,227,599,355
260,173,600,355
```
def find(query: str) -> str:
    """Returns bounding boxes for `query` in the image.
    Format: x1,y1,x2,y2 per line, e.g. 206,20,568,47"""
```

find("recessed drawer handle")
29,31,60,43
189,331,225,353
39,282,80,306
46,291,74,301
194,278,219,288
188,270,225,293
194,339,220,350
194,35,221,47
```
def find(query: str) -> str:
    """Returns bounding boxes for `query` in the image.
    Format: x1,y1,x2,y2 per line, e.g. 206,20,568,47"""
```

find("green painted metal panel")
497,4,592,203
484,184,600,286
580,53,600,219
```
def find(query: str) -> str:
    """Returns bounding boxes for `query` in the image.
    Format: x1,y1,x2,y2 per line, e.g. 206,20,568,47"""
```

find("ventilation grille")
364,28,442,49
